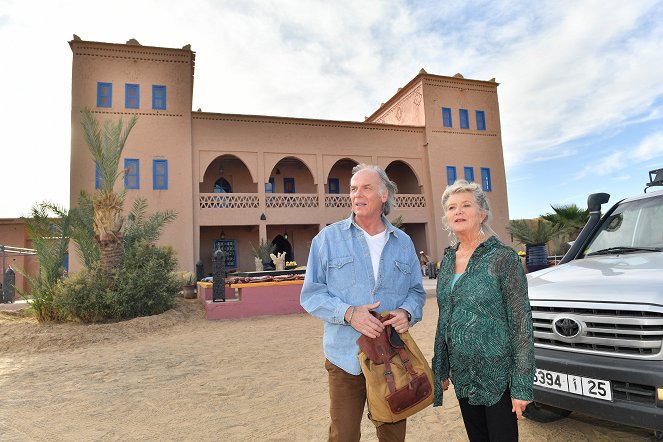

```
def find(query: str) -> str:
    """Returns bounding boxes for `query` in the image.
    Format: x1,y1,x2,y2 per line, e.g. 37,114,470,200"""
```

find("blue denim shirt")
300,214,426,375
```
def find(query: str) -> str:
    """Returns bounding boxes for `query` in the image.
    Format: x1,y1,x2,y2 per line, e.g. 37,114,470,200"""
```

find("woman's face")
445,191,486,237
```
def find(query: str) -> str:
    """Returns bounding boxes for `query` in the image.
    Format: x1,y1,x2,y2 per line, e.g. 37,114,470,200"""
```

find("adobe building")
0,219,38,294
68,37,510,275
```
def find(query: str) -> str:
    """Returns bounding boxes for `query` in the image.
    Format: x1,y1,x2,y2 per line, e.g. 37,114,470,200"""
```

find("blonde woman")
432,180,535,441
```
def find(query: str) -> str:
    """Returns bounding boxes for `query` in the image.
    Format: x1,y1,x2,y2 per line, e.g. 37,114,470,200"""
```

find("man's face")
350,169,388,221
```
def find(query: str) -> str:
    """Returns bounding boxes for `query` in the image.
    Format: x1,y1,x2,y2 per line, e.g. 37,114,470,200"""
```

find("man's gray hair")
441,180,497,242
351,163,398,215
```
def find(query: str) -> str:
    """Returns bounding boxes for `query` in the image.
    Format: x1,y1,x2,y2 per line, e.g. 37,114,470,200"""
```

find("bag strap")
382,354,397,394
396,347,417,376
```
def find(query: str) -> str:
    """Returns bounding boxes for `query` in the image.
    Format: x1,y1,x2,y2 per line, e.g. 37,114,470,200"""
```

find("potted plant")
180,271,197,299
506,219,562,273
250,240,276,272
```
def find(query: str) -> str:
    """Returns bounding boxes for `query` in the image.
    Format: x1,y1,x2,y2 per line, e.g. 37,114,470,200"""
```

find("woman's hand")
440,379,449,391
511,398,531,420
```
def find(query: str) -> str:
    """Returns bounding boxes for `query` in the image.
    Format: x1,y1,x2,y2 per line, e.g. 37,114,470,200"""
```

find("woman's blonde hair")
441,180,497,244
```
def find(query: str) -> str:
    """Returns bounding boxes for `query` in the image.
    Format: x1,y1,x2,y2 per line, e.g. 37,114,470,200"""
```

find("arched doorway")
385,160,421,194
213,177,232,193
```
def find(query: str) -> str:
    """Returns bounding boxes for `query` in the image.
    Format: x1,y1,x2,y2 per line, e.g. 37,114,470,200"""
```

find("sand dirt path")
0,296,654,441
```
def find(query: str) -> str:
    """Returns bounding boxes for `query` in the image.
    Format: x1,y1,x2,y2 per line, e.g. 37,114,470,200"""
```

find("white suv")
525,187,663,439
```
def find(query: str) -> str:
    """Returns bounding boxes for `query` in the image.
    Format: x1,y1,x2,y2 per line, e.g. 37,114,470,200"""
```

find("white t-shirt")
362,228,388,283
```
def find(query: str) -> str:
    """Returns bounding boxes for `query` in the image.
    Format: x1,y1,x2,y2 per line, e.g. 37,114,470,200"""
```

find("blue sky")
1,0,662,219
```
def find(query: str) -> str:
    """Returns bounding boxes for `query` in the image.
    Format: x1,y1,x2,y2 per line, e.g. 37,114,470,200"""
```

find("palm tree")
541,204,589,255
541,204,589,238
507,219,563,272
80,108,138,278
22,202,72,320
507,219,562,246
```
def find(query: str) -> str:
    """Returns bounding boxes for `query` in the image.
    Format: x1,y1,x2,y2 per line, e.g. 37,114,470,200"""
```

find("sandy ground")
0,286,656,441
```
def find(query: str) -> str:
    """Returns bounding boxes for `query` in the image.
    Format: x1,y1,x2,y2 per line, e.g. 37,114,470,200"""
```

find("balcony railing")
200,193,260,209
395,195,426,208
266,193,319,208
200,193,426,209
325,195,351,208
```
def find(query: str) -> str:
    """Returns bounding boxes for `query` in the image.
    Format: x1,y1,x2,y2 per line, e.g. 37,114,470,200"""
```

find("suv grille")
531,304,663,360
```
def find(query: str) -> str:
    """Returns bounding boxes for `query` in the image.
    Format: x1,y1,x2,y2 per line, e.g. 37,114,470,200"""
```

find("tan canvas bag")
357,311,434,422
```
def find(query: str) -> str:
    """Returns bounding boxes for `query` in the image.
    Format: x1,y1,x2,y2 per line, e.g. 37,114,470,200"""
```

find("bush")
110,242,180,321
53,265,112,323
52,242,180,323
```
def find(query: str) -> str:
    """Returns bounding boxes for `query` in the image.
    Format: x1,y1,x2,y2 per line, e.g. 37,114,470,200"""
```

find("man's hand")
382,308,410,333
511,398,531,420
440,379,449,391
346,301,384,338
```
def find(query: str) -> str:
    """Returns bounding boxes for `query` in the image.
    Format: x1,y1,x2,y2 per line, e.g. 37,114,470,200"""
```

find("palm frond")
68,191,100,267
123,197,177,252
506,219,563,245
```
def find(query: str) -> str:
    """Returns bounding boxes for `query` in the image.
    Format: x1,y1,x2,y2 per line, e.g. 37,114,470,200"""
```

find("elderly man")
300,164,426,442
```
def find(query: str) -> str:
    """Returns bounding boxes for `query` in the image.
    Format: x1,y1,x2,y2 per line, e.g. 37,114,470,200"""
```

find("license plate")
534,369,612,401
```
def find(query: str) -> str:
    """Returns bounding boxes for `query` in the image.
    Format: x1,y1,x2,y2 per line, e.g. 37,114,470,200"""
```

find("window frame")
124,158,140,189
153,159,168,190
125,83,140,109
481,167,492,192
446,166,457,186
328,178,340,194
442,107,453,128
476,110,486,131
97,82,112,108
283,177,295,194
152,85,167,110
459,109,469,129
464,166,474,182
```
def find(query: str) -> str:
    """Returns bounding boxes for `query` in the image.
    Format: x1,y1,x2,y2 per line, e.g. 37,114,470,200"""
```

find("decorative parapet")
200,193,260,209
199,193,426,209
395,195,426,208
325,195,351,208
266,194,319,208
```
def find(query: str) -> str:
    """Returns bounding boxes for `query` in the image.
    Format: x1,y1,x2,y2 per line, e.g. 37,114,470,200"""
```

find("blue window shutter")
97,82,112,108
124,158,140,189
446,166,457,186
152,85,167,110
442,107,452,128
476,110,486,131
328,178,340,194
95,162,101,189
481,167,492,192
459,109,469,129
284,177,295,193
464,167,474,182
125,84,140,109
153,159,168,190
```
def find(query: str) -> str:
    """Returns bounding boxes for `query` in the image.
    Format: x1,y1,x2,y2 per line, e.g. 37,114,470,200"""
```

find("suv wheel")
523,402,571,423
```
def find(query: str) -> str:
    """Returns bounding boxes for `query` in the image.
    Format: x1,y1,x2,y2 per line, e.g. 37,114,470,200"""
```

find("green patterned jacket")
432,235,535,406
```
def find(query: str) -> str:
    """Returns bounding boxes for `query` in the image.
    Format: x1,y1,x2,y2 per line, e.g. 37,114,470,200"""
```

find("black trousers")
457,389,518,442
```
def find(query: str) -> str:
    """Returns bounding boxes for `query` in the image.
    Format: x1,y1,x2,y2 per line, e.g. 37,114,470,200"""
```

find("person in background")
300,164,426,442
432,180,535,442
418,251,430,276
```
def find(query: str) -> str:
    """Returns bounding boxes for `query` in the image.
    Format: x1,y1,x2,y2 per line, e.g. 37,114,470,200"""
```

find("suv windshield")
583,194,663,256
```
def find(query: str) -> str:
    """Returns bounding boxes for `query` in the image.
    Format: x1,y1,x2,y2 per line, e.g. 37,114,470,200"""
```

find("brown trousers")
325,359,407,442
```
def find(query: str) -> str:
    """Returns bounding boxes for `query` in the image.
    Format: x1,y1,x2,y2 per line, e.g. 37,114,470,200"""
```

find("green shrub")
53,265,112,323
51,243,180,323
110,242,180,321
